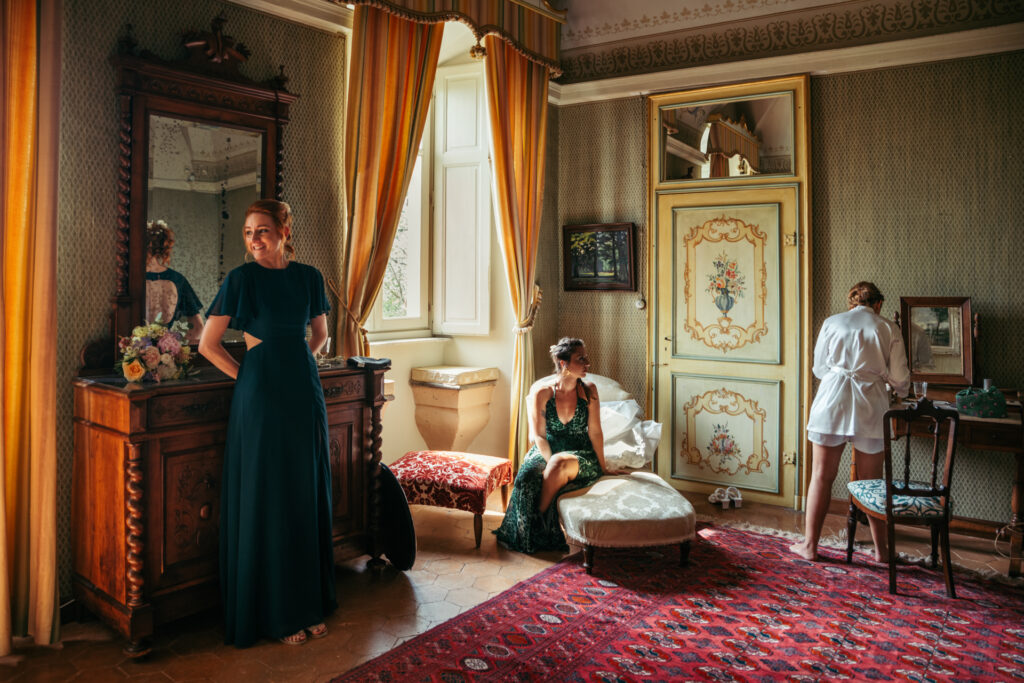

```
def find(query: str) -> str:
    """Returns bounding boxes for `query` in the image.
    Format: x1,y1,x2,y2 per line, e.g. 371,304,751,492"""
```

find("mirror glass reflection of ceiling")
148,115,261,193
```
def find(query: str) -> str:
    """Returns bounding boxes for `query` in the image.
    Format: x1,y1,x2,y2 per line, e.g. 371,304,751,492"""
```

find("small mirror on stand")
897,296,974,386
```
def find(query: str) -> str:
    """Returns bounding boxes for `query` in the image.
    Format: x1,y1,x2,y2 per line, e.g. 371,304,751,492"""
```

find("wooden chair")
845,398,960,597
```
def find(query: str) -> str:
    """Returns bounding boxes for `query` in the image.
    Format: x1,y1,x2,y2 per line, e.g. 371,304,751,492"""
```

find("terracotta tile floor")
0,491,1017,682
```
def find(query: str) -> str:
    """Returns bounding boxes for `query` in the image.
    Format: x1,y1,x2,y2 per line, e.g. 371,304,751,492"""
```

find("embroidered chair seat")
846,479,946,517
845,398,960,597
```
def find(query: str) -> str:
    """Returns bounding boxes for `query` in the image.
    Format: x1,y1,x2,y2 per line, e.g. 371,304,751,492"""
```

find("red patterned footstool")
390,450,513,548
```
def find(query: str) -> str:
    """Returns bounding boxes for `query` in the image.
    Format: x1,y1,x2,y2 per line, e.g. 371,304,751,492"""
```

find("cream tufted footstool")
557,472,696,574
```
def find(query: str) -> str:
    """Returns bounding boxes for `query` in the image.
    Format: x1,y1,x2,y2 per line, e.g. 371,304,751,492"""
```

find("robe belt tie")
828,365,879,383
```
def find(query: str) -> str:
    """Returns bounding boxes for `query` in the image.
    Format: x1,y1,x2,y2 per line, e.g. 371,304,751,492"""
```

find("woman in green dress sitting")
495,337,623,553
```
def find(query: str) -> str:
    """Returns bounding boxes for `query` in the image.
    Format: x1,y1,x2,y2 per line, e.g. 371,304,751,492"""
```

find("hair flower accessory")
118,314,195,383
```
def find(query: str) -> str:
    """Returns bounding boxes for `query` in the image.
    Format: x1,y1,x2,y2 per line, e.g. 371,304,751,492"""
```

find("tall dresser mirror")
79,18,297,372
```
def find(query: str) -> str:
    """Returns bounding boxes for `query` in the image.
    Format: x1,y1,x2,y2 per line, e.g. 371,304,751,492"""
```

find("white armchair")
530,373,662,469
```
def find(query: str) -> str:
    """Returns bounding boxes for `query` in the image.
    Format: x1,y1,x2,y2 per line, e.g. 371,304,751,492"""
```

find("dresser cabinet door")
146,429,224,591
327,402,365,541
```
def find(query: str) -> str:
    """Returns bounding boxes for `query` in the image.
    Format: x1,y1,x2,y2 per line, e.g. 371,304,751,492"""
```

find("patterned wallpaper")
811,52,1024,519
57,0,346,597
551,97,650,403
551,51,1024,524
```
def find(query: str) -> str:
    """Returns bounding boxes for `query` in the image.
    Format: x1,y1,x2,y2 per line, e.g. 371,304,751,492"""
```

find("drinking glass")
913,381,927,400
317,337,332,366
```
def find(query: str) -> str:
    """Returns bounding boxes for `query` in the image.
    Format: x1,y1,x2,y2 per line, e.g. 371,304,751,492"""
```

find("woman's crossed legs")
539,452,580,513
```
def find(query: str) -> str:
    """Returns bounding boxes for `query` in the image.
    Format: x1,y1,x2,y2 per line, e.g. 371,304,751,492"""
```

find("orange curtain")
337,6,443,357
1,0,61,655
483,35,549,465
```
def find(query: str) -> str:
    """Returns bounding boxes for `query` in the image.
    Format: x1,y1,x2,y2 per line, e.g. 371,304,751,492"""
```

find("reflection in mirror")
147,114,261,343
909,306,962,375
899,296,973,386
660,92,794,181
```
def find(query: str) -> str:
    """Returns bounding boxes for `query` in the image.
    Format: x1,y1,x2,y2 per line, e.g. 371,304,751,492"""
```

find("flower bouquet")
118,315,195,383
705,251,745,316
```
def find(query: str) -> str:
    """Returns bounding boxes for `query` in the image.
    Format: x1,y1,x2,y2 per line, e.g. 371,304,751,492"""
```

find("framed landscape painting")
562,223,636,291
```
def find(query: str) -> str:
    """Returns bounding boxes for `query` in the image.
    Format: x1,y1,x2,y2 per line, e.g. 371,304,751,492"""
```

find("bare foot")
788,540,817,561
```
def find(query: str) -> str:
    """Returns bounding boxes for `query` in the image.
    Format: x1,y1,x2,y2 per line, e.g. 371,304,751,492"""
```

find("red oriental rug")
333,525,1024,682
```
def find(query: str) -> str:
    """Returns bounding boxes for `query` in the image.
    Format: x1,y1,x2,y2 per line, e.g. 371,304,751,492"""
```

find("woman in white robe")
789,282,911,562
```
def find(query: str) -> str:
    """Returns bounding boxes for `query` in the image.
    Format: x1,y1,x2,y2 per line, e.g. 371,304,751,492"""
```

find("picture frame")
899,296,974,385
562,222,636,291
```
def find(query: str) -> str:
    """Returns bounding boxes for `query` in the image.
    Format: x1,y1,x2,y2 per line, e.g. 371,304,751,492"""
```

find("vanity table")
894,390,1024,577
71,364,388,654
893,296,1024,576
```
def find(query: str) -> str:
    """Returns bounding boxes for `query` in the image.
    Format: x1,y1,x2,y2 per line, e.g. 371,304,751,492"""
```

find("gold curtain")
336,6,444,357
1,0,61,655
483,35,549,466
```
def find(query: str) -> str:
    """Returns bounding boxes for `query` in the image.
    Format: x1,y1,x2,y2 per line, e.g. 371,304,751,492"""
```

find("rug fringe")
696,515,1024,587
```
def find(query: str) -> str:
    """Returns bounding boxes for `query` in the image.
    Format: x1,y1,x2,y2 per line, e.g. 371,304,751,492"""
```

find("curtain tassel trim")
512,284,542,334
327,277,369,346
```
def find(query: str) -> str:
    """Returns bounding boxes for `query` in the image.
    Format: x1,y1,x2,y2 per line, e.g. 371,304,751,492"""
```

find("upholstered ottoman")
391,450,513,548
557,472,696,574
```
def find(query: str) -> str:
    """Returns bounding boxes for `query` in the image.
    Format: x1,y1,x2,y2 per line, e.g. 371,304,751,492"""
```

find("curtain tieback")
513,284,543,334
327,277,369,344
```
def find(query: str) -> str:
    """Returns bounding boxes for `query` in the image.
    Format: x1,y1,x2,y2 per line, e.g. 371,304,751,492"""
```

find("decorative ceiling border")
549,23,1024,105
556,0,1024,83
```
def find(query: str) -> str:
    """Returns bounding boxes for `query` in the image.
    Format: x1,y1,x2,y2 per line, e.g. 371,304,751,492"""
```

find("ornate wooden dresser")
71,364,388,654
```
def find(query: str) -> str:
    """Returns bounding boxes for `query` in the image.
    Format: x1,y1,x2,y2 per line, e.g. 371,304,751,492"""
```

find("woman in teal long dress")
495,338,622,553
199,199,334,647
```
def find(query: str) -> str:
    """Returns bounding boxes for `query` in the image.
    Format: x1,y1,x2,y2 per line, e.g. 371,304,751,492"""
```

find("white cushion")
557,472,696,548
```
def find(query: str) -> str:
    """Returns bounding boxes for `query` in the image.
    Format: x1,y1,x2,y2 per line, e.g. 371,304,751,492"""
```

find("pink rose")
141,346,160,369
158,332,182,355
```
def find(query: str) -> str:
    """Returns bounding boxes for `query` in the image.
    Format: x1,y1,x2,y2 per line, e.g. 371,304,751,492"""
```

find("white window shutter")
432,63,491,336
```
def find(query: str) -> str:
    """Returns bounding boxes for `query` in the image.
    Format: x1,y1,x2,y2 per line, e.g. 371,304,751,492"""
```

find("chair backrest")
882,398,959,510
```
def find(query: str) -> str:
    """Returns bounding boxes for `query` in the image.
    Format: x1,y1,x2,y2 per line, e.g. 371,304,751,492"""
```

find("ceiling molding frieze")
557,0,1024,83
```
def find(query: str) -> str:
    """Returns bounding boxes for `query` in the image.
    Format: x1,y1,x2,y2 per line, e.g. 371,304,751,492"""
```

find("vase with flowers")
705,252,745,319
118,315,195,383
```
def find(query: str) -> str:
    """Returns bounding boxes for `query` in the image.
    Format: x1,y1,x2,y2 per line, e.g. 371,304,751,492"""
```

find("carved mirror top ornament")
79,17,297,374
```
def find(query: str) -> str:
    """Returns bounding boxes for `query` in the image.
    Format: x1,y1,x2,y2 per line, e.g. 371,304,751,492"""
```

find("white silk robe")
806,305,911,439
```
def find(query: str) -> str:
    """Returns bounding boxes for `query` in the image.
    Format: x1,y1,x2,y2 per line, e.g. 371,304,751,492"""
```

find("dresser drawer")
148,389,232,429
321,374,365,404
962,422,1021,450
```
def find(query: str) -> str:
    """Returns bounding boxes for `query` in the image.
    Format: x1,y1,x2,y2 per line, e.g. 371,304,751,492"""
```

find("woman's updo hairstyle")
550,337,584,374
146,219,175,264
847,281,884,309
244,199,296,260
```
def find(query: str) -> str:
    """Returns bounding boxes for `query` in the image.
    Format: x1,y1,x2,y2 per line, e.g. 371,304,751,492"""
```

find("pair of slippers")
279,622,328,646
708,486,743,508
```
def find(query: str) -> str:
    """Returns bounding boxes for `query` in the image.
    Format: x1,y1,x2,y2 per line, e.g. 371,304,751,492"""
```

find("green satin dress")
494,390,603,553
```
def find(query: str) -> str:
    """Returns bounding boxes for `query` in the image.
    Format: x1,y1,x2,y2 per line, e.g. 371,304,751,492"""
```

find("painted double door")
653,184,802,508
